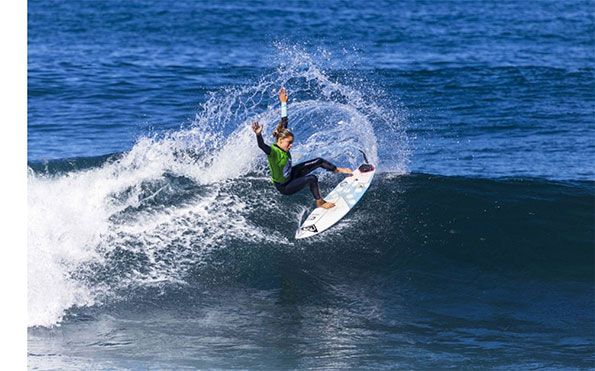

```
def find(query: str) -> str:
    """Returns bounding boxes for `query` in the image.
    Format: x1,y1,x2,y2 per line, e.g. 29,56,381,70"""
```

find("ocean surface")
28,0,594,369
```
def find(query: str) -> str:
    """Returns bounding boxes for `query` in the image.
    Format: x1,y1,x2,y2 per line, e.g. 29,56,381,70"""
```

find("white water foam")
28,48,409,327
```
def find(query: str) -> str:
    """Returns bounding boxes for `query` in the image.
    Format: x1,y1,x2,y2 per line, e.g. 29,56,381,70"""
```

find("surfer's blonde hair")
272,120,293,141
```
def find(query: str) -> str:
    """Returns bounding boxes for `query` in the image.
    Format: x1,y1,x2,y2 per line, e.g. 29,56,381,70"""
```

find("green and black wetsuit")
256,116,337,200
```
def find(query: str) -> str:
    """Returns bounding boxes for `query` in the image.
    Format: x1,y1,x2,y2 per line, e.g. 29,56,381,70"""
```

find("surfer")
252,87,352,209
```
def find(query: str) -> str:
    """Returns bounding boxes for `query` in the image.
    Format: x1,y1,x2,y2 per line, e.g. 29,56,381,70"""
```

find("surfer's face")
277,136,293,152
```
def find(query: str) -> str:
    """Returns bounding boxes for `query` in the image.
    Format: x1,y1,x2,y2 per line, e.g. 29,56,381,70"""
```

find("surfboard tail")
358,163,375,173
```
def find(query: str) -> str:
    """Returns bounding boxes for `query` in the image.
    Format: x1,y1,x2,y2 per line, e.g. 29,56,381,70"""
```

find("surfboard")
295,156,375,239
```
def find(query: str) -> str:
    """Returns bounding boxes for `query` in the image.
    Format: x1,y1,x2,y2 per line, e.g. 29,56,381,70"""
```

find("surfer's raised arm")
252,121,271,155
252,87,289,156
279,86,288,129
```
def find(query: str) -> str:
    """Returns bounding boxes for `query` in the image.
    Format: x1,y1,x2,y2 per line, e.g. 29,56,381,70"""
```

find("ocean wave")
27,47,592,329
28,153,594,327
27,50,407,327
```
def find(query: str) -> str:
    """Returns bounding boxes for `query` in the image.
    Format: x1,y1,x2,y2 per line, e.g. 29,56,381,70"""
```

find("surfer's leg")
276,175,322,199
291,158,337,178
275,175,335,209
305,175,322,200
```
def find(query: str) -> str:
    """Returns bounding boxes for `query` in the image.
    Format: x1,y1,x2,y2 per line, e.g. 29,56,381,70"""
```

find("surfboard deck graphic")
295,162,375,239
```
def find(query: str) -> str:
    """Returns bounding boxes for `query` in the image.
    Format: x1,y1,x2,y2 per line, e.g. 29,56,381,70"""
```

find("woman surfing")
252,87,352,209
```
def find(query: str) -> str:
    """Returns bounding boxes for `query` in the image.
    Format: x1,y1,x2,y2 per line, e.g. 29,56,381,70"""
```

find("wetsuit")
255,116,337,200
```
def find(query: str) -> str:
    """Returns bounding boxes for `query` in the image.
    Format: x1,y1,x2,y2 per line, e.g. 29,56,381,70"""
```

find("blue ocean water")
28,0,594,369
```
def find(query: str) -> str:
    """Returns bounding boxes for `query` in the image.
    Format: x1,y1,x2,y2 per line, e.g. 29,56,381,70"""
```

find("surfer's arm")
256,133,271,155
252,121,271,156
279,87,288,129
252,121,271,155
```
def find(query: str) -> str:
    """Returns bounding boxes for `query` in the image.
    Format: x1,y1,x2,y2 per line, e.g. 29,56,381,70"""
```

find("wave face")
28,167,594,368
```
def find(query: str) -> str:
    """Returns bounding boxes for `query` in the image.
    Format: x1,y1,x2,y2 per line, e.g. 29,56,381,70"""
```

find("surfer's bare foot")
316,199,335,209
335,167,353,175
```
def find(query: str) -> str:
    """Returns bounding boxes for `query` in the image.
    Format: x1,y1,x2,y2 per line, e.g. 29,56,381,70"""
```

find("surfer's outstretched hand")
251,121,262,135
335,167,353,175
279,87,288,103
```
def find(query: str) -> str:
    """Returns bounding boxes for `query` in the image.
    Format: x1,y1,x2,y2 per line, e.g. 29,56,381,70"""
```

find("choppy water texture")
28,0,594,369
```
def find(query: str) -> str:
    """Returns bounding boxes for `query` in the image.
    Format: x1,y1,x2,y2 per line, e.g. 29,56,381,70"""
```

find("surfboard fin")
358,150,374,172
359,149,370,164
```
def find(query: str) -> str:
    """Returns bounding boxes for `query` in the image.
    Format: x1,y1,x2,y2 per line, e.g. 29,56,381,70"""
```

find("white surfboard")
295,161,376,239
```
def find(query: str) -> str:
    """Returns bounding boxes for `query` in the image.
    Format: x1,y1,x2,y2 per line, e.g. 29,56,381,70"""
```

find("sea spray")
27,48,409,327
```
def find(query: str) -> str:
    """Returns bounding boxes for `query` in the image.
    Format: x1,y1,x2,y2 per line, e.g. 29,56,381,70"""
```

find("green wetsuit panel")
268,144,292,183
